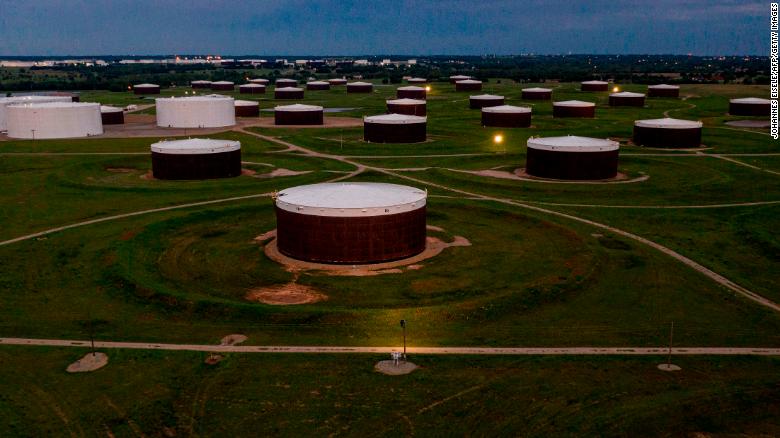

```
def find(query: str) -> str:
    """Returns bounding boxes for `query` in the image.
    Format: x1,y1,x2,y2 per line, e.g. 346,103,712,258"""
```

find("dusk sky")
0,0,768,56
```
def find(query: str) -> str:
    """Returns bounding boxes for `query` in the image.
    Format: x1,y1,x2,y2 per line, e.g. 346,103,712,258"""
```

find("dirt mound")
66,352,108,373
246,282,327,305
220,334,247,346
375,360,418,375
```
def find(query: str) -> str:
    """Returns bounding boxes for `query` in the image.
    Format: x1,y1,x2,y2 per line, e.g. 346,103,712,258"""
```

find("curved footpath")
1,337,778,356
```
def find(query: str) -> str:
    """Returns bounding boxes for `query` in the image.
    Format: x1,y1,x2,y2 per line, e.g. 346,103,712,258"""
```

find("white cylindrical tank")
155,95,235,128
6,102,103,139
0,95,73,131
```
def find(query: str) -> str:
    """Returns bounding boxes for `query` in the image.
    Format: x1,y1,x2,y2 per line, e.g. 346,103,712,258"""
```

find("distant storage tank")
521,87,553,100
274,104,324,125
0,95,72,131
609,91,646,107
647,84,680,98
6,102,103,139
249,78,270,85
526,136,619,180
306,81,331,91
386,98,427,116
100,106,125,125
155,95,235,128
553,100,596,118
275,182,428,264
347,82,374,93
210,81,235,91
581,80,609,92
449,75,471,84
455,80,482,92
469,94,504,109
151,138,241,180
364,113,427,143
396,86,426,99
275,78,298,87
633,118,703,148
234,100,260,117
274,87,305,99
482,105,532,128
328,78,347,86
729,98,771,116
133,83,160,95
239,83,266,94
407,77,427,84
191,80,212,89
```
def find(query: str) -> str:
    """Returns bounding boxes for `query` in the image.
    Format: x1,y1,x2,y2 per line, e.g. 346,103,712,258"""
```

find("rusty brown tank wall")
101,111,124,125
274,89,305,99
633,126,702,148
275,110,324,125
151,150,242,180
235,105,260,117
526,148,618,180
553,105,595,118
347,84,373,93
134,86,160,95
307,83,331,91
239,86,265,94
397,89,426,99
469,97,504,109
275,206,427,264
729,102,771,117
609,96,646,107
275,80,297,87
387,103,427,116
522,90,552,100
581,83,609,91
364,122,427,143
647,88,679,98
482,112,531,128
191,83,211,89
328,79,347,86
455,82,482,92
210,84,234,91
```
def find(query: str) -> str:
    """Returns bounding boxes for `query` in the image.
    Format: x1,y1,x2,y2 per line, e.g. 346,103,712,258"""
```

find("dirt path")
1,337,778,355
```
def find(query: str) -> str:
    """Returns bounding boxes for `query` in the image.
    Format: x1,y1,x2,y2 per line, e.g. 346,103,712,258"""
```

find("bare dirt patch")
253,168,312,178
246,282,328,305
220,334,247,346
260,227,471,277
241,168,257,176
204,354,224,365
66,352,108,373
375,360,418,375
140,171,154,180
725,120,770,128
450,168,648,185
105,167,137,173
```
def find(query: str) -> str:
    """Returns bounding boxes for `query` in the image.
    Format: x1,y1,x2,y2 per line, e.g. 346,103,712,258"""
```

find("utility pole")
400,319,406,360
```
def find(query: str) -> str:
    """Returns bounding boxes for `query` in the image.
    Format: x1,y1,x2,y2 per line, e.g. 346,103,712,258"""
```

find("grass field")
0,80,778,435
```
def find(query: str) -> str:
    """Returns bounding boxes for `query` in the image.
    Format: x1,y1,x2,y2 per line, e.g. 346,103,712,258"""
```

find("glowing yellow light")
494,134,503,144
127,86,132,90
425,86,431,92
613,86,620,92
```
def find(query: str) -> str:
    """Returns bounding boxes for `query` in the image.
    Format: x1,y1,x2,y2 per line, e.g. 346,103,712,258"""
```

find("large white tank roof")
397,86,425,91
211,81,234,85
582,80,608,85
482,105,532,114
155,95,235,128
306,81,329,85
648,84,679,89
523,87,552,92
449,75,471,79
274,104,323,112
134,83,159,87
634,118,702,129
527,136,619,152
100,105,123,113
276,86,303,91
553,100,595,107
276,182,426,217
386,98,426,105
364,113,427,124
470,94,503,100
234,100,259,107
348,81,372,86
456,79,482,84
610,91,645,97
150,138,240,155
240,83,265,88
730,97,770,104
0,95,75,130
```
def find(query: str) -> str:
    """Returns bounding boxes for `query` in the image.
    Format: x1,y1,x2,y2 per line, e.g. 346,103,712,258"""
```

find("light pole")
493,133,504,154
400,319,406,359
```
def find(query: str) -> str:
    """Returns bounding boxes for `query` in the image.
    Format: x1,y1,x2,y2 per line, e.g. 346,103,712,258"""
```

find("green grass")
0,81,779,435
0,347,778,437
